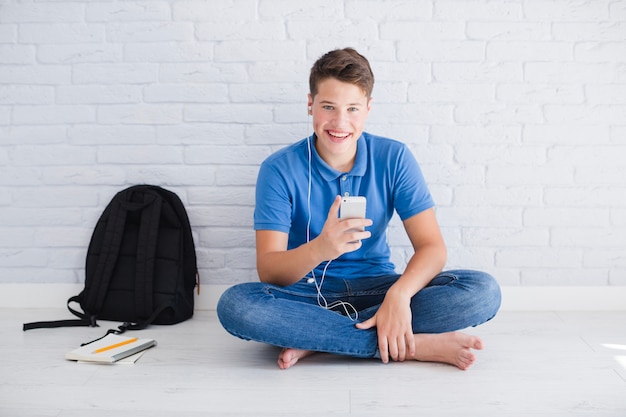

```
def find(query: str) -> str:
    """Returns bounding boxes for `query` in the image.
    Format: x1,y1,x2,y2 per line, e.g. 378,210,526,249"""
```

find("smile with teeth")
327,130,351,139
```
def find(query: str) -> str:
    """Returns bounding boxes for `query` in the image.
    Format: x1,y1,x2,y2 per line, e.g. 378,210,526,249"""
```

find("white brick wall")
1,0,625,289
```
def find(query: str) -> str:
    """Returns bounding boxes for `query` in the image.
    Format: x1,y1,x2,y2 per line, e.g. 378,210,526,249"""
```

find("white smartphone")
340,196,367,232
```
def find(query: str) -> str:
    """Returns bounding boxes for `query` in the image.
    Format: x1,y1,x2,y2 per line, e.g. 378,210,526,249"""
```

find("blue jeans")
217,270,501,359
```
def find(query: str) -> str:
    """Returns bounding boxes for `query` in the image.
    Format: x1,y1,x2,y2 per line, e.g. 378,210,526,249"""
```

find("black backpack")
23,185,198,333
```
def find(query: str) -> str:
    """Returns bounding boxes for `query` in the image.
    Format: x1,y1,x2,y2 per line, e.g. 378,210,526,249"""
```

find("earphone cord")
306,134,312,244
306,134,358,321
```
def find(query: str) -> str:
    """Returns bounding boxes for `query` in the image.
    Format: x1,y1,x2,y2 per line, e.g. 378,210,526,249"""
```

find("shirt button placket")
340,175,350,197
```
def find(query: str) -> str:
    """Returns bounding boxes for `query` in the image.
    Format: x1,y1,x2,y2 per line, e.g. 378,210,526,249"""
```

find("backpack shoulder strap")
22,296,95,330
133,188,162,319
22,190,130,331
80,191,129,317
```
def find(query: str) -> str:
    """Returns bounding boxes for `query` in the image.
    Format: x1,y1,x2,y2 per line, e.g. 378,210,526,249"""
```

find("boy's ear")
307,93,313,115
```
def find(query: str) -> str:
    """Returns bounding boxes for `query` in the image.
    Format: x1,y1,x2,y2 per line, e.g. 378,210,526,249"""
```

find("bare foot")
277,348,316,369
412,331,483,371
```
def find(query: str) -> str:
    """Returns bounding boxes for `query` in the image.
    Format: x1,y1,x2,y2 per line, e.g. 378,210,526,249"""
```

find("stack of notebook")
65,334,156,364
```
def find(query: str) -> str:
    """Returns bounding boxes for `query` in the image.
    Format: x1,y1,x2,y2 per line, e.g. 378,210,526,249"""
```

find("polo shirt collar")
311,134,368,182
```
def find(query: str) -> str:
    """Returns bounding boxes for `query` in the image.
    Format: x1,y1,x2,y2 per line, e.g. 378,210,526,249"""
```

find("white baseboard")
499,286,626,311
1,284,625,311
0,283,230,311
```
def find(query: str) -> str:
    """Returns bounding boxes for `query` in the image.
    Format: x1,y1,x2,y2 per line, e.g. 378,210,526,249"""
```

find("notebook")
65,333,156,364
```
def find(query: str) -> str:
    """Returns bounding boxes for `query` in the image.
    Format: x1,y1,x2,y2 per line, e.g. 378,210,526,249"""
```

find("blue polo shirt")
254,132,434,280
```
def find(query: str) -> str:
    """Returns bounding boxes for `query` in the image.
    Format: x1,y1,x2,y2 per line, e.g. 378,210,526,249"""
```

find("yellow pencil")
92,337,138,354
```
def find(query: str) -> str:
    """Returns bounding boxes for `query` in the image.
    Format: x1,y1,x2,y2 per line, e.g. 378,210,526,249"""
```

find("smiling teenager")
217,48,501,370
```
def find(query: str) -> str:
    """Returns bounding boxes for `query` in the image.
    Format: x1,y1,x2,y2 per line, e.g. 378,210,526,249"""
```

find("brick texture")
1,0,625,287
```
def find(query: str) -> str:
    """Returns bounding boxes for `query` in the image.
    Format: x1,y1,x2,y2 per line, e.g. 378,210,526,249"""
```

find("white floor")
1,309,625,417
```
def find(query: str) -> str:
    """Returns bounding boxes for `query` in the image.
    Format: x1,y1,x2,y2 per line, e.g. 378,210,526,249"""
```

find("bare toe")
277,348,314,369
413,332,483,370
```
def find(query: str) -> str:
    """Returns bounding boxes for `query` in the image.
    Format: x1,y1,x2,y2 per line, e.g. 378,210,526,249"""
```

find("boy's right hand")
313,195,372,261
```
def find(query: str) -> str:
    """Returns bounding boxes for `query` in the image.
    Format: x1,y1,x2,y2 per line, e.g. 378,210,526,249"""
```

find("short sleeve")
392,145,435,221
253,160,292,233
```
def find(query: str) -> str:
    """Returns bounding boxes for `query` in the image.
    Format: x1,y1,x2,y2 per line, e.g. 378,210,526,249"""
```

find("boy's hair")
309,48,374,98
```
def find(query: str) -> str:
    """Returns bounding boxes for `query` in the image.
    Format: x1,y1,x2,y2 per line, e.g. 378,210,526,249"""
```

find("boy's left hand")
355,290,416,363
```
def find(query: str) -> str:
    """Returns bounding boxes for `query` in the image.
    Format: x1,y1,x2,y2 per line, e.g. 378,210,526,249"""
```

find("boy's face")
308,77,372,169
